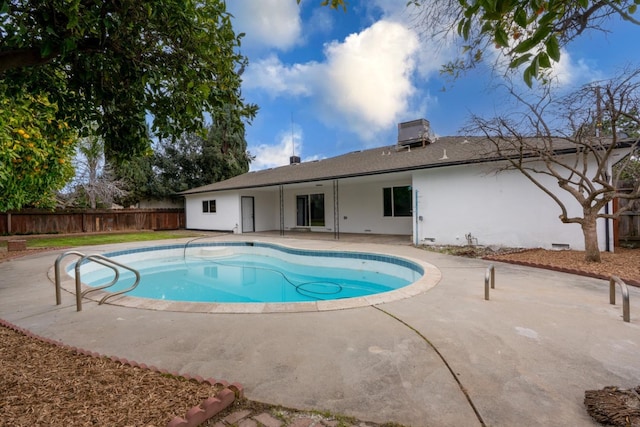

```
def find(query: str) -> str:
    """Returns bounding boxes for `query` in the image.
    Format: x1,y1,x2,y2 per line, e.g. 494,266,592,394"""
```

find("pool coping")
53,238,442,313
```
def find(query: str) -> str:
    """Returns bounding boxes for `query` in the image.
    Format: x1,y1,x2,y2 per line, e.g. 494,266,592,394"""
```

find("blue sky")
226,1,640,171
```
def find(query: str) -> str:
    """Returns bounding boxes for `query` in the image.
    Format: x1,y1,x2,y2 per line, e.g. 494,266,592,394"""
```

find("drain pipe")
604,201,611,252
414,189,419,246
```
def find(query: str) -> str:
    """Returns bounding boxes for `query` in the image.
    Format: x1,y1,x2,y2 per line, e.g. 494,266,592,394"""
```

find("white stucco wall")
412,159,610,250
257,180,412,235
337,179,412,235
239,190,278,232
185,192,240,231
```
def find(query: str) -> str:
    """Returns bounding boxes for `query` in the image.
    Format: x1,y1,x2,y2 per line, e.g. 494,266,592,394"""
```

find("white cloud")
318,20,420,140
245,20,420,142
243,54,317,97
228,0,302,51
548,50,602,87
249,127,320,171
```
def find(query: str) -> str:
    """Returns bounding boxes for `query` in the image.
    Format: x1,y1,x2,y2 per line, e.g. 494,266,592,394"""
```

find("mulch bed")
0,323,224,426
585,386,640,426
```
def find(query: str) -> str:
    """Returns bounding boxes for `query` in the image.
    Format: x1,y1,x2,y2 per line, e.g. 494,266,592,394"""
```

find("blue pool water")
76,242,424,303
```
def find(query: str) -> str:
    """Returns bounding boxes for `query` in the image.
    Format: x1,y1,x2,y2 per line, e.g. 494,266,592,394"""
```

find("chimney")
290,155,301,165
397,119,432,147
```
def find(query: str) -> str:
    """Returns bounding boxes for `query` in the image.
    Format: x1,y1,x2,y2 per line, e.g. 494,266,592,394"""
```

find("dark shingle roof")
179,135,609,195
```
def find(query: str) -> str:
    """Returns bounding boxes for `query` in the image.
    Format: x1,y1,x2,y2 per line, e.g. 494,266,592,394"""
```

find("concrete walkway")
1,234,638,426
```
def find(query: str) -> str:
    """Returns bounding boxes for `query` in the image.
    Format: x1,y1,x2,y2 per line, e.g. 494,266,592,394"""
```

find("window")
383,186,412,217
296,193,325,226
202,200,216,213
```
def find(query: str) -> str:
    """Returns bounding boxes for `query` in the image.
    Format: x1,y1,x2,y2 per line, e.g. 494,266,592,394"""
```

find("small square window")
202,200,216,213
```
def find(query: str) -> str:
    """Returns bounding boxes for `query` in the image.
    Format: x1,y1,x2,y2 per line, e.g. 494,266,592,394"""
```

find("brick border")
0,318,242,427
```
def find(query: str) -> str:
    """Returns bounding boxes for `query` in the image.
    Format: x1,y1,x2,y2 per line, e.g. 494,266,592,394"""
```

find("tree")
0,86,76,211
117,115,253,205
466,68,640,262
0,0,258,161
64,132,128,209
409,0,640,86
152,126,253,195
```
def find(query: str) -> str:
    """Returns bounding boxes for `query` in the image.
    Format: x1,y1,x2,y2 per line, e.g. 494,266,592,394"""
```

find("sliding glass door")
296,193,325,227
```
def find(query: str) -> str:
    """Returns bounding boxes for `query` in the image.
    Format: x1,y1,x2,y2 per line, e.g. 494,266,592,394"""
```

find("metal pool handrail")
609,276,630,323
77,255,121,300
54,251,140,311
74,254,140,310
54,251,86,305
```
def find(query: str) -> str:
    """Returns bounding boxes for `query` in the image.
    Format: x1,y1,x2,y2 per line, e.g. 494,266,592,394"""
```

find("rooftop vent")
290,155,301,165
398,119,432,147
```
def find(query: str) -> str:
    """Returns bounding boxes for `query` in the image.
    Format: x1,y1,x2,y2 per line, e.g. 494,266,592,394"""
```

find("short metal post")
609,276,630,323
484,264,495,300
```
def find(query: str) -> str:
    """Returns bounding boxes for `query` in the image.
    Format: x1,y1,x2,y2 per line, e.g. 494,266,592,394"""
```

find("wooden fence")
617,197,640,247
0,209,185,236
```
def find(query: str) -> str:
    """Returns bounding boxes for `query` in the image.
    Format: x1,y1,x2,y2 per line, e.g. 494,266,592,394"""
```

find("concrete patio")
1,233,638,426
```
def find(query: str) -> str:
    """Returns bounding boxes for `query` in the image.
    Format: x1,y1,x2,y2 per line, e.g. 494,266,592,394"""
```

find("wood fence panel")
0,209,184,235
617,191,640,246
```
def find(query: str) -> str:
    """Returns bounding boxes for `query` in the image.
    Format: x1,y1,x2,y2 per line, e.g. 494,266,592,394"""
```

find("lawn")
0,230,203,249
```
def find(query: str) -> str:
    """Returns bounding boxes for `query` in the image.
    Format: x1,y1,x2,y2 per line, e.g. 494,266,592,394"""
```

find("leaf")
545,35,560,61
0,1,9,14
629,4,637,14
529,23,551,45
537,51,551,68
41,42,53,58
514,7,527,27
494,27,509,47
464,2,480,18
509,53,532,69
513,37,537,54
523,66,534,88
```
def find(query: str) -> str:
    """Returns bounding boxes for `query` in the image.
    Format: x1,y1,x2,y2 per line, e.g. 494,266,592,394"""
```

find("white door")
241,196,255,232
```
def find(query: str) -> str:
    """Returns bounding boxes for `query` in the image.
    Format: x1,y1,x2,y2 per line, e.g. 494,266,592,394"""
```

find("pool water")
76,243,424,304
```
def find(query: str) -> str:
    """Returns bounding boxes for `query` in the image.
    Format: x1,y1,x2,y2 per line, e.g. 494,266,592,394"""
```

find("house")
181,119,632,251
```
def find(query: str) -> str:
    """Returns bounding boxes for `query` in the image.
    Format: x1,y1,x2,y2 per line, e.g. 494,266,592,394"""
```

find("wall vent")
398,119,432,147
551,243,570,250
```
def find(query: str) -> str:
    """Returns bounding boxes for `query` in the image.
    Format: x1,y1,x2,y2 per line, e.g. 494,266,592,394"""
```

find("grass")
1,230,202,249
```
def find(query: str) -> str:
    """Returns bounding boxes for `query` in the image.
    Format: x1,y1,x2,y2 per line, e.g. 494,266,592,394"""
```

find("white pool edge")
54,240,442,313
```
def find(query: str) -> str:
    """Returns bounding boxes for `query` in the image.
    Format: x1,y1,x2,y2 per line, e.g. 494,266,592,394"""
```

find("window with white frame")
202,200,216,213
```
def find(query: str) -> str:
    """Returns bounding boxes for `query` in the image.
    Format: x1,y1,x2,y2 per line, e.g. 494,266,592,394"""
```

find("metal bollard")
484,264,495,300
609,276,630,323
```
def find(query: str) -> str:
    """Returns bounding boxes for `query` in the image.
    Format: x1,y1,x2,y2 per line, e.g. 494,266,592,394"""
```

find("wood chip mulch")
0,324,222,427
485,247,640,286
585,386,640,427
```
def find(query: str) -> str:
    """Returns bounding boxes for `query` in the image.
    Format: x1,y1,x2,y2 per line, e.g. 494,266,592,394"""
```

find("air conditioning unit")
397,119,432,147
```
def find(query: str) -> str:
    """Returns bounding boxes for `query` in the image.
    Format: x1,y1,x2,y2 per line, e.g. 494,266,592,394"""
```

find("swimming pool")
75,242,423,304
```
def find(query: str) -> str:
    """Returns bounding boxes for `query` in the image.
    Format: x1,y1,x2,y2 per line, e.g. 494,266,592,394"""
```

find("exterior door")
296,195,309,226
241,196,254,232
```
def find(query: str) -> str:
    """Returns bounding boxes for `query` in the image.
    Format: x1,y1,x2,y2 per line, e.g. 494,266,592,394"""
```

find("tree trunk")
581,213,601,263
